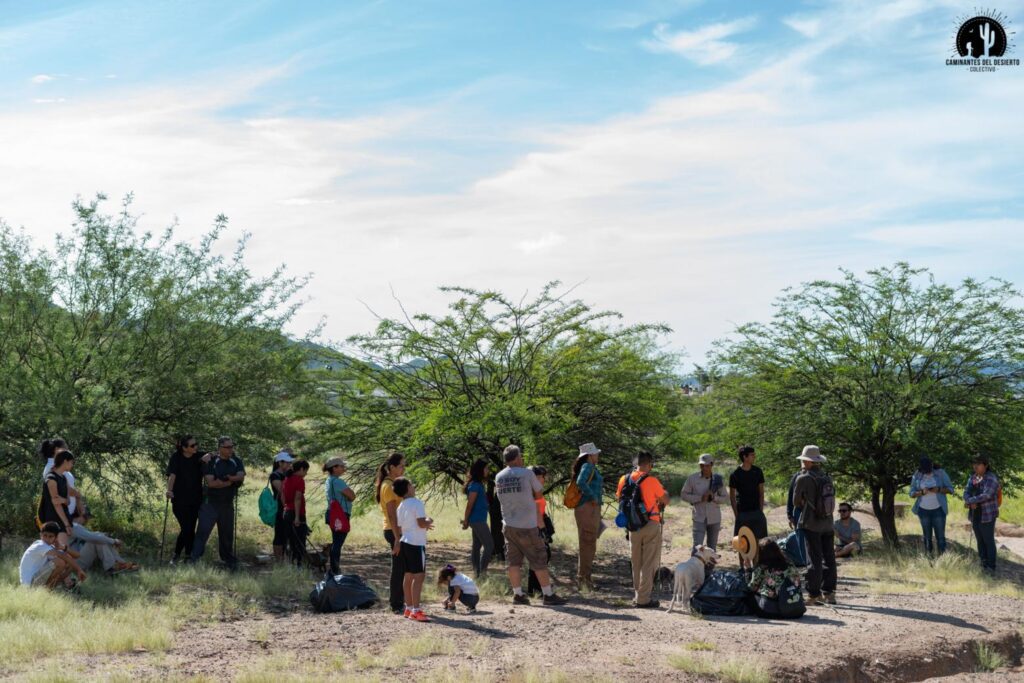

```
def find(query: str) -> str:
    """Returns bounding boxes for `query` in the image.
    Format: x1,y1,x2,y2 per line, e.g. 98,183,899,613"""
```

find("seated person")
748,537,802,598
834,502,862,558
70,507,139,574
20,521,87,589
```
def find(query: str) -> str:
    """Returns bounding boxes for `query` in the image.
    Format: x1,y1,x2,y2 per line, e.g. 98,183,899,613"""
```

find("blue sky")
1,0,1022,364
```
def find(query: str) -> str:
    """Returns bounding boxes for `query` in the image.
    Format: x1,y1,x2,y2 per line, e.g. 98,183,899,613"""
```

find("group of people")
19,433,1006,618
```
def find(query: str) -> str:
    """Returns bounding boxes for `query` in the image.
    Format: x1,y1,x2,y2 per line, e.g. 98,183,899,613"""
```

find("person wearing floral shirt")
748,538,802,598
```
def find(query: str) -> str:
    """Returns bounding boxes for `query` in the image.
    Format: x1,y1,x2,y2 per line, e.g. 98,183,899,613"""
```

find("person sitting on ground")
394,477,434,621
833,502,862,558
527,465,554,597
20,521,87,589
70,507,139,574
748,537,802,599
438,564,480,613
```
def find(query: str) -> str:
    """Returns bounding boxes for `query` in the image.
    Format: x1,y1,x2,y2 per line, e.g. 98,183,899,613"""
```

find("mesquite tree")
711,263,1024,546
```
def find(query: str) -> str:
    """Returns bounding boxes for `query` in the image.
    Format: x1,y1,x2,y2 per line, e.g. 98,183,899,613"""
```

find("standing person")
268,450,295,562
527,465,554,597
910,457,954,557
40,438,79,518
964,454,1000,574
394,477,433,622
375,452,407,614
792,445,837,606
729,445,768,570
324,456,355,575
165,435,209,565
38,450,76,549
572,443,603,589
461,459,493,578
681,454,729,555
189,436,245,570
282,460,310,567
833,503,862,558
495,444,567,606
616,451,670,608
20,522,86,589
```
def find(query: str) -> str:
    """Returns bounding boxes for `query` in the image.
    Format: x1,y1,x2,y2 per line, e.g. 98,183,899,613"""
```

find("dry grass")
843,546,1024,598
668,652,770,683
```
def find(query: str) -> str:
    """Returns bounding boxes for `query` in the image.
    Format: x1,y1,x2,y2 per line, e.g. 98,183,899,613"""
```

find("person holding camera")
189,436,245,570
910,456,954,557
681,453,729,556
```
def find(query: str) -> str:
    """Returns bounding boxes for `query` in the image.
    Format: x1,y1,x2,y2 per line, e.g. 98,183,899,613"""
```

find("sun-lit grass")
668,652,770,683
685,641,717,651
843,545,1024,598
974,642,1010,672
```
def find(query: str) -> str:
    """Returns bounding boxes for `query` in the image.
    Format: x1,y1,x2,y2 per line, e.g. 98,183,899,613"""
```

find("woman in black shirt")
269,450,295,562
165,435,208,564
39,450,75,548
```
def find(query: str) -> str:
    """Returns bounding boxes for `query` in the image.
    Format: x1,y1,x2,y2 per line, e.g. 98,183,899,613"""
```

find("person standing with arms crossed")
729,445,768,571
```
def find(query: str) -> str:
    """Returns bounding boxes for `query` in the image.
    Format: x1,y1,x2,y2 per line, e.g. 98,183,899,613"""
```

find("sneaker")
805,595,825,606
635,599,661,609
823,592,837,605
403,608,412,618
444,604,456,612
466,608,477,615
542,593,567,606
409,610,431,622
513,594,531,606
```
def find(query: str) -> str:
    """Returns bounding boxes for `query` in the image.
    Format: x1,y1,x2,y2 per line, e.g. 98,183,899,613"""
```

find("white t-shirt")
42,459,77,515
397,497,428,547
19,540,55,585
918,473,941,510
450,572,479,595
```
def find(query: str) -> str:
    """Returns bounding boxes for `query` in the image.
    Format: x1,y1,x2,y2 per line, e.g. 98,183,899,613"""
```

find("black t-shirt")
166,451,207,505
203,456,246,503
269,470,287,503
729,465,765,513
39,472,69,523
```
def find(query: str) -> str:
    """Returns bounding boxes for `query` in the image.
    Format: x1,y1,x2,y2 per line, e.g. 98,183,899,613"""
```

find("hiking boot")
542,593,567,606
823,592,837,605
635,599,661,609
805,595,825,606
513,594,531,606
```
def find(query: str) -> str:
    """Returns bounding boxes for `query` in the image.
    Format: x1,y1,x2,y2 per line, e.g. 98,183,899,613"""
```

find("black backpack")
690,570,753,616
618,472,650,532
753,576,806,619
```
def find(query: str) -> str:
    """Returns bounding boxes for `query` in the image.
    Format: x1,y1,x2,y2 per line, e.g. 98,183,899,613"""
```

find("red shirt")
282,474,306,516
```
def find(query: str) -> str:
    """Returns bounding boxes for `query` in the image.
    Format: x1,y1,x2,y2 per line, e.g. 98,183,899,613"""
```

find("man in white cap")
792,445,838,605
681,454,729,555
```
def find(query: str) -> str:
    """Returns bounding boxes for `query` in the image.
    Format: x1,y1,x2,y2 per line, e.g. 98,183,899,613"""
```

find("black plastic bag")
310,574,378,613
753,578,806,619
689,569,753,616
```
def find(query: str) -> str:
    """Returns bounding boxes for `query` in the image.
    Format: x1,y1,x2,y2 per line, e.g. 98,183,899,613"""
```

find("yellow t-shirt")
379,478,402,531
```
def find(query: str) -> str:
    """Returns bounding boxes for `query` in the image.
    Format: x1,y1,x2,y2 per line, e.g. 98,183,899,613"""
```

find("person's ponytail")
375,452,405,502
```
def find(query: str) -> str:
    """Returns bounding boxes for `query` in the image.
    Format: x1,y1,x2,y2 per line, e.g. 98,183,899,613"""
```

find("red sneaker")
403,608,412,618
409,610,431,622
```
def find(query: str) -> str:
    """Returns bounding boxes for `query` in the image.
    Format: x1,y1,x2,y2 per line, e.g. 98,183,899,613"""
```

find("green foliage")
711,263,1024,545
0,194,315,532
315,283,681,495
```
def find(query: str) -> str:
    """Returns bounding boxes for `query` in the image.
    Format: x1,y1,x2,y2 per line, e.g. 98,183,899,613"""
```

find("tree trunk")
870,482,900,548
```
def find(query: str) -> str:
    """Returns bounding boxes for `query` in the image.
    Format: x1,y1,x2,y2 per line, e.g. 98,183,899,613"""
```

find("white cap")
274,451,295,463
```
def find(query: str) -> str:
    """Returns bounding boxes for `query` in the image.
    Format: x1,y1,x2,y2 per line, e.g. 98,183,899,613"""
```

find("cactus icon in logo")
956,15,1009,57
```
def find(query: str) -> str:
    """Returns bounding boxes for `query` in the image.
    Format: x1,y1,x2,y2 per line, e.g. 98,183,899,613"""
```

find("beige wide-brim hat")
796,444,827,462
697,453,714,466
731,526,759,564
323,456,347,471
579,442,601,456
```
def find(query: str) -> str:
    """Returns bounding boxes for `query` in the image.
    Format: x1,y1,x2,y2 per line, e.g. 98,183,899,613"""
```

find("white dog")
666,544,720,613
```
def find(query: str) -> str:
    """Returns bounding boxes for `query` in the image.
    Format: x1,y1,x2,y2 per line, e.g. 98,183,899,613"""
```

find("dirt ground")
53,503,1024,683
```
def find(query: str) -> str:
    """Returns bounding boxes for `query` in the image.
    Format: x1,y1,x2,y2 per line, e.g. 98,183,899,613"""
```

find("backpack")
777,531,809,568
310,574,378,613
618,472,650,532
563,466,594,509
753,576,805,619
811,470,836,519
690,570,753,616
258,484,278,527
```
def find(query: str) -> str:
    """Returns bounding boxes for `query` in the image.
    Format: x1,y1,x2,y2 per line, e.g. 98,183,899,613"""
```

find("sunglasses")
839,509,851,514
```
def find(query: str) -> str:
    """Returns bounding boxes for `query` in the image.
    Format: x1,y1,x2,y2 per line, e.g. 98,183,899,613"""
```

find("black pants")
283,510,309,567
804,529,837,597
171,501,201,560
972,515,997,572
384,530,405,611
191,500,237,568
330,530,348,575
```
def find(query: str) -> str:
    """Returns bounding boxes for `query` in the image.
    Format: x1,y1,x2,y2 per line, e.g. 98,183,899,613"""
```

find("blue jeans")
972,515,997,572
917,507,946,555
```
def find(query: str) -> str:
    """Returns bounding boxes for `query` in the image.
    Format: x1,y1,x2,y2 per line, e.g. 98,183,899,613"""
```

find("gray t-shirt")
495,466,542,530
834,517,862,546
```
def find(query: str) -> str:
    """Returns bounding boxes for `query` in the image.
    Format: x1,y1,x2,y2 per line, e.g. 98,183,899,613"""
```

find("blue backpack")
618,473,650,532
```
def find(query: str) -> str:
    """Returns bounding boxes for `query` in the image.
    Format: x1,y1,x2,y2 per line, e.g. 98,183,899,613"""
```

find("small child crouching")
438,564,479,613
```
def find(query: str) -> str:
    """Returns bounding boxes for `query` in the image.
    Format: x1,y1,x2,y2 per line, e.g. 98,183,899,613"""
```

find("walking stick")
158,497,169,563
233,494,239,563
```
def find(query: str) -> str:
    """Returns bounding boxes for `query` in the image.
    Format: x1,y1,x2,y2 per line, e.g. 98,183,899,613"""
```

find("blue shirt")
909,468,955,516
577,462,603,505
326,476,352,515
466,481,489,523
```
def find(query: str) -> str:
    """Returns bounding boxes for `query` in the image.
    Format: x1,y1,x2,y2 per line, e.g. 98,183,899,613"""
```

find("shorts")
31,559,56,587
503,526,548,570
399,542,426,574
734,510,768,539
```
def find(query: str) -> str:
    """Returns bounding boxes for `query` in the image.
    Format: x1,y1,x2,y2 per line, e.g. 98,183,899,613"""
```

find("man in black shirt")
189,436,245,569
729,445,767,570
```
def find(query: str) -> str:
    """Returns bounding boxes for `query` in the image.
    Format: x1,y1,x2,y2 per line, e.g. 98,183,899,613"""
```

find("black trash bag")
689,569,753,616
777,531,809,568
310,574,378,613
753,577,806,619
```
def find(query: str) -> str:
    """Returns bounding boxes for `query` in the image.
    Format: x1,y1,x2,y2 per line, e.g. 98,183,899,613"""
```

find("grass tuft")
842,546,1024,598
669,652,770,683
974,642,1009,672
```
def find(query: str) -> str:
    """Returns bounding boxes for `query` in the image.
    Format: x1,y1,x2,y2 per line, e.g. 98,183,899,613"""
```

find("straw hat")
731,526,759,564
796,445,826,462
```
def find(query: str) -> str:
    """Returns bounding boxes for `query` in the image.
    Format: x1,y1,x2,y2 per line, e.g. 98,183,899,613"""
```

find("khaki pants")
574,502,601,581
630,521,662,605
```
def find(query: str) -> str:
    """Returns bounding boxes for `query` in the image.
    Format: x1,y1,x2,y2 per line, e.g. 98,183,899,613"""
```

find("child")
438,564,480,613
20,521,87,589
527,465,554,597
394,477,433,622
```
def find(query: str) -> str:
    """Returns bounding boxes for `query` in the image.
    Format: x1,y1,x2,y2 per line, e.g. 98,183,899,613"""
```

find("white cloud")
517,233,566,254
645,16,757,65
783,16,821,38
31,74,55,84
